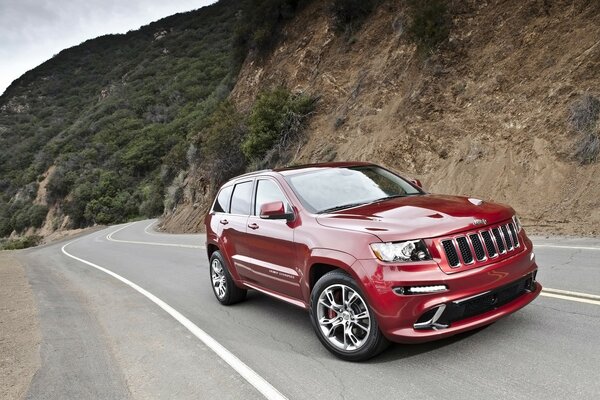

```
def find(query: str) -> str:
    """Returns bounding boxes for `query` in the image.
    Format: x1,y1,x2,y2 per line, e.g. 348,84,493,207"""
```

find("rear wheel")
209,251,247,305
310,270,389,361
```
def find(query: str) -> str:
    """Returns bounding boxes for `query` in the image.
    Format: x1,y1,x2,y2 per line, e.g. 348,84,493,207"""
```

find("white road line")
542,287,600,300
143,220,160,236
61,237,287,400
144,220,202,238
107,223,204,249
540,292,600,306
535,244,600,251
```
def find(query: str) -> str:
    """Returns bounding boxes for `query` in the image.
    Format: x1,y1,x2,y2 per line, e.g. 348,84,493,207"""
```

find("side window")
213,185,233,213
254,179,291,215
230,181,253,215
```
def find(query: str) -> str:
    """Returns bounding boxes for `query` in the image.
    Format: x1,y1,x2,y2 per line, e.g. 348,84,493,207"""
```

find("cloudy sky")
0,0,216,95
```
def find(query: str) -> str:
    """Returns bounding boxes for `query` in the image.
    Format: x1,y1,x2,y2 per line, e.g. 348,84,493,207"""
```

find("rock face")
222,0,600,236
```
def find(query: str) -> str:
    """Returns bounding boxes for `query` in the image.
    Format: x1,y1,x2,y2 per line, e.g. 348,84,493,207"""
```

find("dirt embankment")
0,253,40,399
227,0,600,236
161,0,600,236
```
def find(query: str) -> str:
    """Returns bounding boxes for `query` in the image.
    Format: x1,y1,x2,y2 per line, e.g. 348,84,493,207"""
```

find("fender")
301,247,368,302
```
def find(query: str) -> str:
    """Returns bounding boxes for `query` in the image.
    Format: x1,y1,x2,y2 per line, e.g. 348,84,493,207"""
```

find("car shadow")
366,326,489,364
233,290,495,362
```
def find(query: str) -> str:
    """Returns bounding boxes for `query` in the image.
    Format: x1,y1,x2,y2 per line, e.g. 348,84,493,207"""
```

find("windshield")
285,165,423,213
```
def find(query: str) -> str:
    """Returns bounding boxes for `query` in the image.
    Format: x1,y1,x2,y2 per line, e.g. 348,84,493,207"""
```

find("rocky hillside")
1,0,599,243
167,0,600,236
0,0,310,246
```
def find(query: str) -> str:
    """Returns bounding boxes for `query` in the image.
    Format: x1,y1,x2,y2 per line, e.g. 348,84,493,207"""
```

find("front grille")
440,221,521,269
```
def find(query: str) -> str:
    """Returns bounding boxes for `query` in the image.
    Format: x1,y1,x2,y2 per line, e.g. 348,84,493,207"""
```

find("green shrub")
233,0,311,60
1,235,42,250
11,207,31,234
139,182,165,217
242,88,315,161
198,101,247,187
330,0,378,36
29,204,49,228
408,0,450,53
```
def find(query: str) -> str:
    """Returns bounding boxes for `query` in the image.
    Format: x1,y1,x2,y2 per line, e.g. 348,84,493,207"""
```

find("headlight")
512,214,522,232
370,240,431,262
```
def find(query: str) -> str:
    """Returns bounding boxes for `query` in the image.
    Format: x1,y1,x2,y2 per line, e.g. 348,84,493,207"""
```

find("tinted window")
285,166,422,213
213,185,233,213
254,180,291,215
230,181,253,215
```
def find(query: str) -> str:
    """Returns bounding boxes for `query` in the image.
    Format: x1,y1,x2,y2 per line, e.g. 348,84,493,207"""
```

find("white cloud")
0,0,216,95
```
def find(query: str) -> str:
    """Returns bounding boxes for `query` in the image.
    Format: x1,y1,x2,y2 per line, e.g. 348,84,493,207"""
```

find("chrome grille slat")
508,222,520,247
440,221,522,269
501,224,513,250
481,230,497,257
492,228,506,254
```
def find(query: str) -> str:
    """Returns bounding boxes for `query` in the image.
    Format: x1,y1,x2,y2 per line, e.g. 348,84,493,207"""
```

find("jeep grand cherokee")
205,162,541,361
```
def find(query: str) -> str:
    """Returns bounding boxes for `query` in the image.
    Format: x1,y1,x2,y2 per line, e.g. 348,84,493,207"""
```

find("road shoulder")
0,252,41,400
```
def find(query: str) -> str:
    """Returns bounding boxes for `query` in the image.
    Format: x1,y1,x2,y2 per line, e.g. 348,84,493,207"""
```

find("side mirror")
409,178,423,189
259,201,294,221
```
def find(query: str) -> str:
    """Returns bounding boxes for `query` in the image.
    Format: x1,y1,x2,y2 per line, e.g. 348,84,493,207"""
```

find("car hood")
315,194,514,241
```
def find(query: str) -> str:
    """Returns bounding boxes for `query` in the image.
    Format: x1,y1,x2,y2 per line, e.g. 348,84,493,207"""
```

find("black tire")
209,251,247,305
310,270,389,361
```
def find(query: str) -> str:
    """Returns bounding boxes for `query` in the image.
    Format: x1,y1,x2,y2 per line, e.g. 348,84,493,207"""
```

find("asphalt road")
17,220,600,400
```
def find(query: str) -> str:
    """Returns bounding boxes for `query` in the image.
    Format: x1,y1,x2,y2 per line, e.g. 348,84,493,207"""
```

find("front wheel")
209,251,247,305
310,271,389,361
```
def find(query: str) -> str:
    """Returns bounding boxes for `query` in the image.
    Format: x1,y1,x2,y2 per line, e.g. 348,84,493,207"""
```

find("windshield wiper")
370,193,422,204
318,202,368,214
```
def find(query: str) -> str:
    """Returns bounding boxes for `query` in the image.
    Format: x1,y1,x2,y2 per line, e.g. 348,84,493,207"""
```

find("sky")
0,0,216,95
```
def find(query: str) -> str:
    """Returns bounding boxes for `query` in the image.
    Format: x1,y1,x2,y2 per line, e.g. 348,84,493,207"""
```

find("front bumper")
355,238,541,343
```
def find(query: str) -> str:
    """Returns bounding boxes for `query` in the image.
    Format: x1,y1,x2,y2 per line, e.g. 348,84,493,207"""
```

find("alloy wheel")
316,284,371,351
211,258,227,299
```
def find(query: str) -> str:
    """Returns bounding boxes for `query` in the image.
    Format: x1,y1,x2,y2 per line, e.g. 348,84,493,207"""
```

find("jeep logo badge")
473,218,487,226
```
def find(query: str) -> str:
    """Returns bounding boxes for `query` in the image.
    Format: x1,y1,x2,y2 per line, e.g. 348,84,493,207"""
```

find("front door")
242,178,302,300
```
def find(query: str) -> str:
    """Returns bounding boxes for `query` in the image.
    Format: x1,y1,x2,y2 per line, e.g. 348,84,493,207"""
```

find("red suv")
205,162,541,360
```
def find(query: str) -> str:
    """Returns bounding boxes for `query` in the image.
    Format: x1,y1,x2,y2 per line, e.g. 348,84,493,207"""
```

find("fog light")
394,285,448,295
408,285,448,294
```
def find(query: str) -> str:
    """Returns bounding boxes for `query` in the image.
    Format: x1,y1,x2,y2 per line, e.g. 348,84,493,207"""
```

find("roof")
223,161,376,184
273,161,374,175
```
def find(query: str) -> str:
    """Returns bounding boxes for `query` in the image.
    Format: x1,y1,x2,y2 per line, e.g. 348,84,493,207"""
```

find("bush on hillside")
197,101,247,188
408,0,450,54
29,204,49,228
330,0,379,36
233,0,311,61
1,235,42,250
241,88,315,162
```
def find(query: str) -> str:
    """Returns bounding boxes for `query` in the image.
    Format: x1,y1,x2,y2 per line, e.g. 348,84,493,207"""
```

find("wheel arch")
206,243,219,260
304,248,365,299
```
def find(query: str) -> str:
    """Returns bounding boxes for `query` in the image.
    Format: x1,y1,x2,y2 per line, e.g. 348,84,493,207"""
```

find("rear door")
220,180,253,281
209,184,233,239
242,178,302,300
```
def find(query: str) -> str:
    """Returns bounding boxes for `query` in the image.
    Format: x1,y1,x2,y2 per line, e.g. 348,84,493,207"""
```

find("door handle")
219,219,229,225
248,223,259,230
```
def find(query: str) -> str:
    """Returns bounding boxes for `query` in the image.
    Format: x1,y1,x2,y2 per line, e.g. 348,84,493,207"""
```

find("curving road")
18,220,600,399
